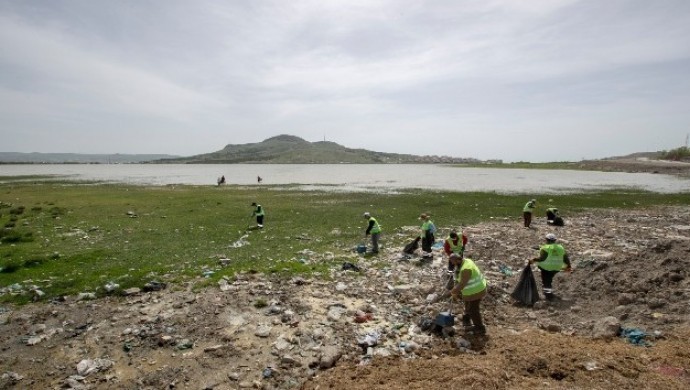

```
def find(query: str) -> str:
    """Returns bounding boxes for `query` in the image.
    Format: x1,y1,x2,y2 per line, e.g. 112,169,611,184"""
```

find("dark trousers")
538,268,559,296
421,232,434,253
523,212,532,227
463,299,484,328
257,215,264,226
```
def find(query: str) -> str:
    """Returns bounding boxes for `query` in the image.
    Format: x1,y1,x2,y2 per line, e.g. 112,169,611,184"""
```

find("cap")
251,202,257,206
449,231,458,238
419,213,428,220
363,212,370,217
545,233,557,241
531,199,537,203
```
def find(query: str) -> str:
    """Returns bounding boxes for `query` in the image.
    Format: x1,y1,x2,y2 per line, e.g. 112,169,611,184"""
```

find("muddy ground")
1,206,689,389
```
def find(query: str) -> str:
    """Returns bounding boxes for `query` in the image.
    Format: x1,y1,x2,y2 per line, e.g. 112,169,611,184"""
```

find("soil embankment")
578,158,690,177
1,207,689,389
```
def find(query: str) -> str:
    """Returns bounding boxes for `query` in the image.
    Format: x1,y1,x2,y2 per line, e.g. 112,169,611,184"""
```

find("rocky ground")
1,206,689,389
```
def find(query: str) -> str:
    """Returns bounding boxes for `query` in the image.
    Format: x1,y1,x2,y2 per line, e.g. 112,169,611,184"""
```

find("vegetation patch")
0,182,688,304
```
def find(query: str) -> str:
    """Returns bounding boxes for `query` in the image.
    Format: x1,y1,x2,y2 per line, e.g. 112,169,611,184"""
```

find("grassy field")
1,181,689,304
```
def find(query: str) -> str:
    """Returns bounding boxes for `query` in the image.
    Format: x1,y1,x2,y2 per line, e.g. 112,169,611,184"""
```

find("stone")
617,293,636,305
319,346,342,369
255,324,272,338
123,288,141,296
592,316,621,339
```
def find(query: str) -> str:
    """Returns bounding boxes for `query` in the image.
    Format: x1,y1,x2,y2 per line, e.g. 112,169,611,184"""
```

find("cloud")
1,0,689,159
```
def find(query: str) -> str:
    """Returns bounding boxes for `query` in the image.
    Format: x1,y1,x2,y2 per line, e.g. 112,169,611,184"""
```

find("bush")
659,147,690,161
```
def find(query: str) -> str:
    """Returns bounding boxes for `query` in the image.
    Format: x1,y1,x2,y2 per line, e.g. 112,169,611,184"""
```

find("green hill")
155,135,476,164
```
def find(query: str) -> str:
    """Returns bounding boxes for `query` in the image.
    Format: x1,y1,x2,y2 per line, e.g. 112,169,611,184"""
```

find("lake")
1,164,689,194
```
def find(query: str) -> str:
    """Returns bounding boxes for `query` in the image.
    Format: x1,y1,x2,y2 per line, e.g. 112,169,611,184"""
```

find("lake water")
1,164,689,194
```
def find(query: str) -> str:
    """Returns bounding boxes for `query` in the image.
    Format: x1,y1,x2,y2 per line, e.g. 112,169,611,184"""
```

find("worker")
419,213,435,258
443,230,468,271
363,212,381,254
530,233,572,301
449,254,487,335
523,199,537,228
546,207,564,226
251,202,264,229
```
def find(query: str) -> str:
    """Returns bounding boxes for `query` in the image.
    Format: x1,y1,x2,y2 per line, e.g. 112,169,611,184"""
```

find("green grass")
1,183,689,304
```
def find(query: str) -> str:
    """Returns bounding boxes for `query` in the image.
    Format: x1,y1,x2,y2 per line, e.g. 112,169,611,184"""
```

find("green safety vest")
523,201,535,213
446,235,464,254
421,220,433,233
455,258,487,296
539,243,566,271
254,205,264,216
369,217,381,234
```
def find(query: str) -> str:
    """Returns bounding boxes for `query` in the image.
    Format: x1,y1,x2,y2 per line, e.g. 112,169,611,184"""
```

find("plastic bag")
403,238,419,254
511,264,541,306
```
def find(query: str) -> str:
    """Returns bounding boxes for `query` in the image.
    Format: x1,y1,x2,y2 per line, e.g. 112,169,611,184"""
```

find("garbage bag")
553,216,564,226
402,238,419,254
511,264,540,306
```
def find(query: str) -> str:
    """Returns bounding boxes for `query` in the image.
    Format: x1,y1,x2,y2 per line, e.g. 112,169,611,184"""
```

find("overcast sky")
1,0,689,162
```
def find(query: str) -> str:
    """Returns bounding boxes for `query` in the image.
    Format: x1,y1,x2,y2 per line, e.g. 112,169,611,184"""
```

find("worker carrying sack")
511,264,541,306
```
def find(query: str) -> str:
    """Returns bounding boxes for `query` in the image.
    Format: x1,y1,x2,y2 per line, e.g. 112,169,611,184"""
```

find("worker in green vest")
419,213,436,259
449,254,487,335
251,202,264,229
523,199,537,228
530,233,572,301
363,212,381,254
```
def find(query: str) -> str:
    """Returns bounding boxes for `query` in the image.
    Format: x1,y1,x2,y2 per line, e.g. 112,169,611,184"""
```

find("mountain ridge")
154,134,478,164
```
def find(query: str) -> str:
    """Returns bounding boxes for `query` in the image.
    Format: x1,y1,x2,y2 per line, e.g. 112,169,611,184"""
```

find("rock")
592,316,621,339
123,288,141,296
319,346,342,369
617,293,636,305
335,282,347,292
648,299,665,309
218,258,231,267
669,273,684,282
533,301,548,310
255,324,272,338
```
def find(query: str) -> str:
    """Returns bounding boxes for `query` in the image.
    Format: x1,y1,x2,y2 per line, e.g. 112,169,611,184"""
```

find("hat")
251,202,257,206
545,233,557,241
531,199,537,203
419,213,428,220
363,212,370,217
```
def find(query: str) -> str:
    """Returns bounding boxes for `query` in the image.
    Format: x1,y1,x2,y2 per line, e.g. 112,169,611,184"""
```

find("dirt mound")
0,207,689,389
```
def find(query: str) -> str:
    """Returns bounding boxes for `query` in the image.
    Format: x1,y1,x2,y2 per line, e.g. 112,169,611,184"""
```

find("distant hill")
0,152,179,164
154,135,478,164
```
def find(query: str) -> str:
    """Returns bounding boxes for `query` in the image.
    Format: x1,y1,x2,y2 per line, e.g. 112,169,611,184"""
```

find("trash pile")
0,206,689,389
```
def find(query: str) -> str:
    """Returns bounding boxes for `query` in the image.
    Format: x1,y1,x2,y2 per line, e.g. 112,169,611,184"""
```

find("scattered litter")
619,327,651,346
143,281,166,292
76,358,114,376
341,262,361,272
499,264,514,276
357,331,381,349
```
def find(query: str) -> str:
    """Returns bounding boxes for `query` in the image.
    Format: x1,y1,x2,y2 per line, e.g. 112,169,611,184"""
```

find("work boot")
545,293,554,301
461,314,472,327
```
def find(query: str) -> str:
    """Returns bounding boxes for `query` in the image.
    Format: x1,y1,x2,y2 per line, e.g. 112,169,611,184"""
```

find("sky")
1,0,689,162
